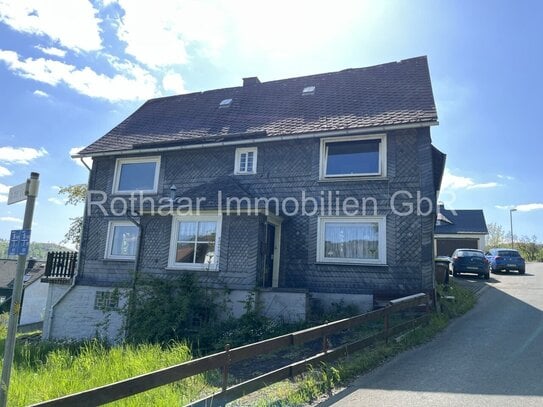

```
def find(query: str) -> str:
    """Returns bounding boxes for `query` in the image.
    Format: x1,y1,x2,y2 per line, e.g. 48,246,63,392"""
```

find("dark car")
450,249,490,279
485,248,525,274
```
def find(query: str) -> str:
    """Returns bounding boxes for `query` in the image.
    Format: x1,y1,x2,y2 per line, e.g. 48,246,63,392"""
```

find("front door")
262,223,275,288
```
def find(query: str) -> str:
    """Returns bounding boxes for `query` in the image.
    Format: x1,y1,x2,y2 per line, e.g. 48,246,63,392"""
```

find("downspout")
43,158,91,339
79,157,92,172
125,212,143,339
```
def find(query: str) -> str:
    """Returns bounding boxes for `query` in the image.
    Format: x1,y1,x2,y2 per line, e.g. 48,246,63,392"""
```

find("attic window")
219,98,233,108
302,86,315,95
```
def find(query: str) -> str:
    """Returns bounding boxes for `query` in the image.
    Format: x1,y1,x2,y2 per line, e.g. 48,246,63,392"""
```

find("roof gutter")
72,121,439,159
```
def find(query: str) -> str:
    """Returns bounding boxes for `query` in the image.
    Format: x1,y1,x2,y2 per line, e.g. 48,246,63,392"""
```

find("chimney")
243,77,260,87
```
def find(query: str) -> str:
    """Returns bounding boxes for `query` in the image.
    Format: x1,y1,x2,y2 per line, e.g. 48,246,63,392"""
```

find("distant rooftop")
435,205,488,235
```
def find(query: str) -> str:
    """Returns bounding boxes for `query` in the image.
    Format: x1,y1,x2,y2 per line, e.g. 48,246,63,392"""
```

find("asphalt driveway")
317,263,543,407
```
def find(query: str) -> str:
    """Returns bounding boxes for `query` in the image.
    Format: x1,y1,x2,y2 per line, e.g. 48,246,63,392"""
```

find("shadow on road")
317,265,543,405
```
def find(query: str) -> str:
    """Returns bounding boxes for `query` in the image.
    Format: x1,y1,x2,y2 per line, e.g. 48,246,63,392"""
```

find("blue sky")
0,0,542,246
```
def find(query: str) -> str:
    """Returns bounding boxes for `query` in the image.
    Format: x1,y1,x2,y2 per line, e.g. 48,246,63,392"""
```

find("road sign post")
0,172,39,407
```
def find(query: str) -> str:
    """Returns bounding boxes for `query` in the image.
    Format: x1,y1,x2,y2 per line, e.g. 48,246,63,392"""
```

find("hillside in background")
0,239,73,260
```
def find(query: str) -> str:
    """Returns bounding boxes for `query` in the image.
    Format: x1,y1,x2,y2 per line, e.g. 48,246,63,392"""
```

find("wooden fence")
43,252,77,281
30,293,430,407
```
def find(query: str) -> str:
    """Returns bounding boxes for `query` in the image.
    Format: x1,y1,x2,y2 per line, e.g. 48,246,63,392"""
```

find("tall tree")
58,184,87,247
486,222,507,249
516,235,540,261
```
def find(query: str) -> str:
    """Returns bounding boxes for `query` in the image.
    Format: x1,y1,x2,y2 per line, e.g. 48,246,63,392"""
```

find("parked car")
485,249,526,275
450,249,490,279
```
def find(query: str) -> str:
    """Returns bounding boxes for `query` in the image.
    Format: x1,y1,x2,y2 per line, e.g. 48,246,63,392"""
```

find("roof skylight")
219,98,233,108
302,86,315,95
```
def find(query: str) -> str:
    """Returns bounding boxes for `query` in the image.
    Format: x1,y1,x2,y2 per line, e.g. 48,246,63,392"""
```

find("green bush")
125,274,219,345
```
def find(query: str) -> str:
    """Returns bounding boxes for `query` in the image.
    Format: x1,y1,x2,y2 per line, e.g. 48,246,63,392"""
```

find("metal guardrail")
30,293,430,407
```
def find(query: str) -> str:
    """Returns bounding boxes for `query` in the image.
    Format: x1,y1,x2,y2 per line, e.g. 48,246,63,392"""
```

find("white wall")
48,285,126,343
258,291,307,322
19,279,49,325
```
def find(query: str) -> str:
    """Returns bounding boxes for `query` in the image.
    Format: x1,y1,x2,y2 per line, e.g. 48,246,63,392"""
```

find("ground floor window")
168,214,222,270
105,221,139,260
317,216,386,264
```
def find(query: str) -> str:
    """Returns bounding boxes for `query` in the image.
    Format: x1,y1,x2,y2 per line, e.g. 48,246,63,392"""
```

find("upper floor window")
320,135,386,179
234,147,257,175
105,221,139,260
317,216,386,265
113,156,160,194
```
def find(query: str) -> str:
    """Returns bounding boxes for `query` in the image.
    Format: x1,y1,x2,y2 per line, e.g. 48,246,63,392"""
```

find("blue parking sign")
8,229,31,256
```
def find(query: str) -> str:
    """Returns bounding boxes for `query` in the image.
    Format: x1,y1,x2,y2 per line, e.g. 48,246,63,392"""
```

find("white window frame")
234,147,258,175
319,134,386,179
104,220,139,260
168,213,222,270
317,216,387,265
112,156,161,194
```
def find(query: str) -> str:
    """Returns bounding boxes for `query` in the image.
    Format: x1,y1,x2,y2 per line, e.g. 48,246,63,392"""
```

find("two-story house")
43,56,445,341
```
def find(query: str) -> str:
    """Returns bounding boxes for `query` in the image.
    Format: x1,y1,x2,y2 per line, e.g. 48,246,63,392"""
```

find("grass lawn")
0,317,215,406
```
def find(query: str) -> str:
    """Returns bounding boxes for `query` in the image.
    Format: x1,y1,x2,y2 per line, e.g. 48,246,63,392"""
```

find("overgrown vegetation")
124,275,317,353
124,274,219,346
57,183,87,247
486,222,543,261
0,331,210,406
0,278,475,406
237,281,476,406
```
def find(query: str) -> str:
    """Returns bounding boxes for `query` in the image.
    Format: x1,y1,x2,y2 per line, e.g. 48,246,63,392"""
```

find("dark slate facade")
72,56,445,302
77,127,440,298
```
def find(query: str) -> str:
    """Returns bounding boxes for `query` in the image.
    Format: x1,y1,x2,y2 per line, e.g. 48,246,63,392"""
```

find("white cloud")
33,89,49,97
69,147,93,168
0,183,11,193
0,146,47,164
0,216,23,223
496,203,543,212
0,0,102,52
441,169,501,191
497,174,515,180
115,0,365,67
48,197,65,205
35,45,67,58
115,1,195,67
0,50,158,102
0,50,73,85
467,182,500,190
162,71,186,94
0,165,12,177
516,203,543,212
441,169,474,190
0,195,7,203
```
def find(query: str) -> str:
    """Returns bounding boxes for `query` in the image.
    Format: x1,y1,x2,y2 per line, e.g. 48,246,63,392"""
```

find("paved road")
318,263,543,407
